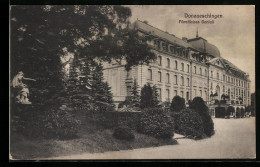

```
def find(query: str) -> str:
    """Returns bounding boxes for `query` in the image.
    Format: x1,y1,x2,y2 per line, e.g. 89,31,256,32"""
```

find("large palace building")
103,20,251,111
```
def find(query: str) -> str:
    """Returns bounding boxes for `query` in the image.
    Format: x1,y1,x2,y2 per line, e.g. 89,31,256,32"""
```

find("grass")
10,110,177,160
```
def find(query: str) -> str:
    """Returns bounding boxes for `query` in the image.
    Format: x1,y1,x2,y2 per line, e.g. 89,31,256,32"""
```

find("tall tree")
140,84,160,109
10,5,156,110
130,79,140,107
90,63,114,112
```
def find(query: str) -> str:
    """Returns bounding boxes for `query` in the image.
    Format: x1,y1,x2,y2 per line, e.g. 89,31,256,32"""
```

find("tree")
90,63,114,112
140,84,153,109
130,79,140,107
170,96,186,112
140,84,160,109
151,85,160,108
190,97,214,137
11,5,156,110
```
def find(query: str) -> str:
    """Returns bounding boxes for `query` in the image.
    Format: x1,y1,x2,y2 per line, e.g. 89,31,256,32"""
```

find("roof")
132,20,192,48
188,37,220,57
209,57,249,80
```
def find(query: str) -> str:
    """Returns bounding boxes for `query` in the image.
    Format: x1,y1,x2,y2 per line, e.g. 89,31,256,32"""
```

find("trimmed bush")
190,97,214,137
170,96,186,113
113,127,135,141
173,109,205,139
215,107,226,118
138,108,174,139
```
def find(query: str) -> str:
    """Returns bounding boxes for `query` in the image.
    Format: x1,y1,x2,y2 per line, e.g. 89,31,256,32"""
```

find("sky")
126,5,255,93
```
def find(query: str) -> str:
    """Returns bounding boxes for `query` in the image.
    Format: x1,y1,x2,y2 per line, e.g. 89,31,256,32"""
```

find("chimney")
182,37,188,42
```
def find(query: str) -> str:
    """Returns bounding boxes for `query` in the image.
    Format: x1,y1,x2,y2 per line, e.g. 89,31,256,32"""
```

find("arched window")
148,69,152,80
181,76,184,86
181,63,184,71
158,56,162,66
158,71,162,82
166,73,170,83
167,58,170,68
187,77,190,86
187,64,190,73
194,66,197,74
175,60,178,70
174,75,178,85
211,71,213,78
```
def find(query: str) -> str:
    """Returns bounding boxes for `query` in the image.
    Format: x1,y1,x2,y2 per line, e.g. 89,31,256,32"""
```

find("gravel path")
46,117,255,159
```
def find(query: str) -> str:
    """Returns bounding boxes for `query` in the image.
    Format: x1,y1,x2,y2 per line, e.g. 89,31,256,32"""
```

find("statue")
11,71,36,104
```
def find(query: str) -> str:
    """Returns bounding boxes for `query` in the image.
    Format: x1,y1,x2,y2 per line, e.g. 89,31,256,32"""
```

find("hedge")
113,127,135,141
173,109,205,139
137,108,174,139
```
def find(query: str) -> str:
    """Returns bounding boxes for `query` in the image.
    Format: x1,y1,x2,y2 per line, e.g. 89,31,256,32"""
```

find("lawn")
10,110,177,160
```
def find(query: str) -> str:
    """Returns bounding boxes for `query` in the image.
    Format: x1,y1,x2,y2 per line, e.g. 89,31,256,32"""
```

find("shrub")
140,84,160,109
170,96,186,113
11,105,81,139
113,127,135,141
41,108,81,139
190,97,214,137
138,108,174,139
173,109,205,139
215,107,226,118
236,108,241,118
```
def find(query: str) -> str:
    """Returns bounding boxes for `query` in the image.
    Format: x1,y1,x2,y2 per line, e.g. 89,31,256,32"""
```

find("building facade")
103,20,251,110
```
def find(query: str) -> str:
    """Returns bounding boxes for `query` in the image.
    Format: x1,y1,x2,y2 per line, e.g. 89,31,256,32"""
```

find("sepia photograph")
9,5,255,160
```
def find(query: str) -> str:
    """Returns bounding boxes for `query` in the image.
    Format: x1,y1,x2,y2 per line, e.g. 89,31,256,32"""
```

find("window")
236,79,238,86
194,89,197,96
231,78,233,84
200,68,202,75
170,46,175,53
187,64,190,73
175,60,178,70
166,89,170,100
236,88,238,95
211,71,213,78
174,90,177,96
217,72,219,80
162,42,167,51
205,69,207,76
187,78,190,86
186,92,189,101
248,83,249,88
194,66,196,74
126,70,132,79
239,89,240,95
223,75,225,82
158,56,162,66
167,58,170,68
228,77,230,83
181,91,184,98
205,91,207,100
157,88,162,100
200,90,202,97
239,80,240,86
211,82,213,89
181,76,184,86
166,73,170,83
148,69,152,80
158,71,162,82
127,86,131,96
174,75,178,85
181,63,184,71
